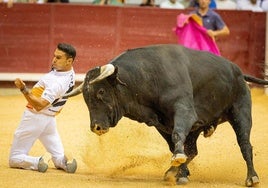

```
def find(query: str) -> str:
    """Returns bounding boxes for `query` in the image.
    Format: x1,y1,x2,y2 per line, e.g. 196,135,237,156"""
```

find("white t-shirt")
160,0,184,9
236,0,263,12
216,0,237,10
28,69,75,116
260,0,268,11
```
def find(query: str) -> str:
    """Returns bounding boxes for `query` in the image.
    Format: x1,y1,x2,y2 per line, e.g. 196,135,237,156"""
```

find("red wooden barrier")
0,4,266,78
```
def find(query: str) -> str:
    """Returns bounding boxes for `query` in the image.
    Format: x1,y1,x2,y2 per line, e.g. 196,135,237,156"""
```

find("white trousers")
9,109,67,171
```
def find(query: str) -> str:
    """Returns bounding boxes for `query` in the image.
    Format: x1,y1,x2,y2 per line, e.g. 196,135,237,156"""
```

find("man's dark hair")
57,43,76,59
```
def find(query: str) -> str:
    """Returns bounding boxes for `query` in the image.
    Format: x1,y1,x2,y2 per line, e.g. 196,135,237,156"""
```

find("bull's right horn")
89,64,115,84
63,82,84,98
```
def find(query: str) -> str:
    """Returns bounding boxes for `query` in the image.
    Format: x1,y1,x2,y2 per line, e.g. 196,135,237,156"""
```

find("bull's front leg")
165,125,201,185
171,102,198,167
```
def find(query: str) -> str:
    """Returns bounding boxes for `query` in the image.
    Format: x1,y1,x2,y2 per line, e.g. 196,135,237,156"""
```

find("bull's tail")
243,74,268,85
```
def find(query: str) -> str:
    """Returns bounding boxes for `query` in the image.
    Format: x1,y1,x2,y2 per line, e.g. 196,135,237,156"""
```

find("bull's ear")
107,66,118,85
107,66,127,86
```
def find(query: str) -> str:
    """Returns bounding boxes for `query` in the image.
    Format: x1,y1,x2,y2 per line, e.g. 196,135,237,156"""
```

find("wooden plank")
0,4,266,78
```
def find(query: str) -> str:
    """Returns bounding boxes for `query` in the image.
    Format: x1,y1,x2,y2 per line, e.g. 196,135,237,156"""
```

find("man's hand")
207,26,230,41
14,78,26,90
207,30,215,41
14,78,50,111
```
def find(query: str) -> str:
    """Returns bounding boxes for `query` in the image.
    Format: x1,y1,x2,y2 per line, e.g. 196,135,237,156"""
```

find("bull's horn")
89,64,115,84
63,82,84,98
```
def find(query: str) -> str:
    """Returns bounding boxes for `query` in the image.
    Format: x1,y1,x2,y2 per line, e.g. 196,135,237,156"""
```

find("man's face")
52,48,73,72
199,0,210,9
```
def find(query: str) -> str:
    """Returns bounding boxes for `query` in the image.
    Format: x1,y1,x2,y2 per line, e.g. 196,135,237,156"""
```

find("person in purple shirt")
190,0,217,8
191,0,230,42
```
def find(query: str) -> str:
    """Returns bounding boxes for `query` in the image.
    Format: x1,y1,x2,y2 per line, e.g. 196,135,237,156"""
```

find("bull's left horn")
63,82,84,98
89,64,115,84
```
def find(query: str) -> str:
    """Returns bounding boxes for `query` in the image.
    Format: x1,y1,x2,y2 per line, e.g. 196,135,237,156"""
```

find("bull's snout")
91,124,109,136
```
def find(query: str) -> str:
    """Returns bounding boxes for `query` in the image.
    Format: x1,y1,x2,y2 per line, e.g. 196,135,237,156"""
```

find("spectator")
260,0,268,11
0,0,44,7
180,0,191,7
216,0,236,10
140,0,154,6
47,0,69,2
93,0,124,5
236,0,263,11
0,0,13,8
9,43,78,174
160,0,185,9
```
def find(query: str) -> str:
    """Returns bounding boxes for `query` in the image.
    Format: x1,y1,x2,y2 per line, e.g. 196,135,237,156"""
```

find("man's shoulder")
190,8,198,14
207,9,220,16
207,9,223,19
49,69,75,78
40,70,75,86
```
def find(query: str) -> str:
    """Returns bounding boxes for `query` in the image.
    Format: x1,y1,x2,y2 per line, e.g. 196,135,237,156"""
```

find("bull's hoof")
164,169,189,185
177,177,189,185
245,176,260,187
164,169,177,185
171,153,187,166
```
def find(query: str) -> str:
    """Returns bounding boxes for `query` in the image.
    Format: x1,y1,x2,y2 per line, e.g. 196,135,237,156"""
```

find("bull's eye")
97,88,105,100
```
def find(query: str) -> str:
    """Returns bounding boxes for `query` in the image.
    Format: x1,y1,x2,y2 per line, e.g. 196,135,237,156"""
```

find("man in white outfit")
236,0,263,11
260,0,268,11
160,0,185,9
216,0,237,10
9,43,77,173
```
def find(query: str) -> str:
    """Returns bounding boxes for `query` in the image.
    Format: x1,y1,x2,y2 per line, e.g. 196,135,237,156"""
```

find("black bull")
65,44,267,186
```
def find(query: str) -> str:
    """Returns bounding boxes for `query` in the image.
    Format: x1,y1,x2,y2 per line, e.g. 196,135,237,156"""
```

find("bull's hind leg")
228,101,259,187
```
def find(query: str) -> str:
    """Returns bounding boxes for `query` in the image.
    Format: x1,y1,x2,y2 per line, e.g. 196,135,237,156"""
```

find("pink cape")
173,13,221,56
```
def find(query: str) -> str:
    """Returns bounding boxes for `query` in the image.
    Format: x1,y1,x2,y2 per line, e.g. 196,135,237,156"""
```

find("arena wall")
0,4,266,82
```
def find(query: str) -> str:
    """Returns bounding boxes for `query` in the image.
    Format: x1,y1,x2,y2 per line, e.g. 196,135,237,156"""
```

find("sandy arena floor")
0,87,267,188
